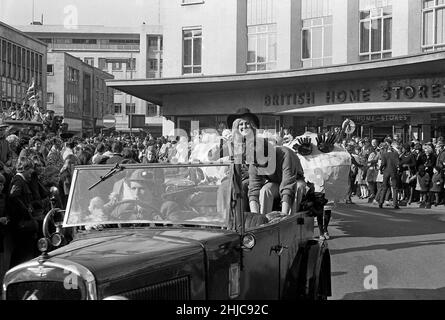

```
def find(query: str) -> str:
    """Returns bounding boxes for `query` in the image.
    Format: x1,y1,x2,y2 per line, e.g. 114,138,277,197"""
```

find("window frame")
47,64,54,76
125,102,136,115
146,103,158,117
47,92,54,104
182,27,202,75
359,5,393,61
421,0,445,52
114,103,122,114
84,57,94,66
246,23,278,72
301,16,333,68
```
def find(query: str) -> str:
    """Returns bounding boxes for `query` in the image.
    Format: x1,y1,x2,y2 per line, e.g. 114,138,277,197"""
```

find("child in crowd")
416,165,431,208
430,166,443,206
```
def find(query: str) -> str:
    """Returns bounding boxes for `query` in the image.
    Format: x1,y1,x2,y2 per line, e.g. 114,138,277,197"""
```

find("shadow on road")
330,238,445,255
332,203,445,239
341,287,445,300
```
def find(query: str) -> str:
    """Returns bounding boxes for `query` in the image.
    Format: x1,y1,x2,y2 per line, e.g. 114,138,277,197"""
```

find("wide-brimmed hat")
227,108,260,129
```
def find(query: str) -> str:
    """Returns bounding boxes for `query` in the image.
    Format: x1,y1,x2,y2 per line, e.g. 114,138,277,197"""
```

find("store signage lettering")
265,83,445,106
347,114,409,123
382,84,444,100
326,89,371,103
264,91,315,106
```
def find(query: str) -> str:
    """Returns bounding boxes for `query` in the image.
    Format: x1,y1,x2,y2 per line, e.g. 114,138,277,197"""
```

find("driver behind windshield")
102,169,180,221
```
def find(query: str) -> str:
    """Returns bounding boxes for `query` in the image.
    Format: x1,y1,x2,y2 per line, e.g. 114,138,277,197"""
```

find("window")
108,39,140,44
98,58,107,71
112,62,122,71
126,58,136,71
148,37,159,47
114,103,122,114
359,0,392,61
67,67,79,82
38,38,52,43
247,0,277,72
146,103,158,116
301,0,333,68
72,39,97,44
422,0,445,52
47,92,54,104
183,28,202,74
84,57,94,66
125,103,136,114
149,59,158,70
47,64,54,75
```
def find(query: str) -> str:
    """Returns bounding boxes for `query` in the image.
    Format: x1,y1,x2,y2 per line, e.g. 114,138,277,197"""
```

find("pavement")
323,197,445,300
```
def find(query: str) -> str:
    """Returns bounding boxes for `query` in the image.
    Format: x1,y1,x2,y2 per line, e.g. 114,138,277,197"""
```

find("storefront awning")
106,52,445,106
277,102,445,114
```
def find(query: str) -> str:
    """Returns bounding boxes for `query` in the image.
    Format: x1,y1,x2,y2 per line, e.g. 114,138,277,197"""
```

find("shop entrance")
345,114,411,143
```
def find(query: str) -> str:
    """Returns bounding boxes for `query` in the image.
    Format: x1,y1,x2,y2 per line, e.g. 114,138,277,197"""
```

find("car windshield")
63,163,233,228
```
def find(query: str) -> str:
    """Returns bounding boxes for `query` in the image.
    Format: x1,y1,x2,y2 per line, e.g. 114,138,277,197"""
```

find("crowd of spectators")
342,134,445,209
1,122,444,283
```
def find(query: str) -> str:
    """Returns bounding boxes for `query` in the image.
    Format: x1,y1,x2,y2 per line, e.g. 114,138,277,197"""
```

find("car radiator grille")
6,281,83,300
120,276,191,300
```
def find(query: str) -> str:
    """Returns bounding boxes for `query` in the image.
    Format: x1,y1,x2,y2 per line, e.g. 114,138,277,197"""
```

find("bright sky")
0,0,160,27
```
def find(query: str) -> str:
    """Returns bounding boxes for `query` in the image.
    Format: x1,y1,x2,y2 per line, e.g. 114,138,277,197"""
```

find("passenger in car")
214,108,260,214
248,143,306,215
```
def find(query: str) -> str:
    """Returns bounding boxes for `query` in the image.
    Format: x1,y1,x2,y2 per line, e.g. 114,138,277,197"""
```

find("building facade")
46,52,114,134
109,0,445,143
0,21,47,115
17,24,163,132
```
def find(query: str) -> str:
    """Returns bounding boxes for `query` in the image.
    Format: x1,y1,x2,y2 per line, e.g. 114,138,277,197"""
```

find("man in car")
104,169,179,221
248,142,306,215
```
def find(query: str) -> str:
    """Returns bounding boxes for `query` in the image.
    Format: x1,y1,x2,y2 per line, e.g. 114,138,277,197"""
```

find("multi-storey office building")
47,52,114,134
109,0,445,143
17,24,163,133
0,21,47,114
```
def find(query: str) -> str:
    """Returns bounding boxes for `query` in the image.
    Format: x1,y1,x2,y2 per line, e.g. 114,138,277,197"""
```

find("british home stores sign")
264,77,445,108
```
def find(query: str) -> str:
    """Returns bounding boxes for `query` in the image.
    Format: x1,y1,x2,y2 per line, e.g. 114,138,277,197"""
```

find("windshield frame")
62,162,235,229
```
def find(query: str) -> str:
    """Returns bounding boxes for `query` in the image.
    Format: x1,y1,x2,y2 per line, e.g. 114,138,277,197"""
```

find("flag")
26,79,36,96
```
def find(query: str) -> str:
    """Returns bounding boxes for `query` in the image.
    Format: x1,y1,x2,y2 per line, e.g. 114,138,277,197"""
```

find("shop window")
183,28,202,75
359,0,392,61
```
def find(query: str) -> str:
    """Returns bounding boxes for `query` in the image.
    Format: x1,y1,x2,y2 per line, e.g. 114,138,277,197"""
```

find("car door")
238,223,280,299
278,212,315,298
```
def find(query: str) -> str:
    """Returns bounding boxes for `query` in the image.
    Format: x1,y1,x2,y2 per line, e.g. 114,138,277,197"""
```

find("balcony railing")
49,43,140,51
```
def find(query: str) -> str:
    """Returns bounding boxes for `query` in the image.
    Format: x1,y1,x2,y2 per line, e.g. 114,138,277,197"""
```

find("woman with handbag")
8,157,39,268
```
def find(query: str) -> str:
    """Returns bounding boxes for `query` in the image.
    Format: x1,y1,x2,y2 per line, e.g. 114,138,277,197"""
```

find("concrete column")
276,0,302,70
236,0,248,73
332,0,359,64
392,0,422,56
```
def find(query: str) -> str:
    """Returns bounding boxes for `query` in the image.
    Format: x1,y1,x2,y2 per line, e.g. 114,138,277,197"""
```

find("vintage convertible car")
2,162,331,300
